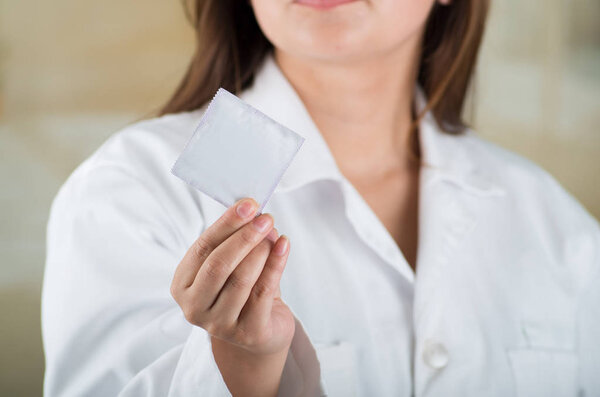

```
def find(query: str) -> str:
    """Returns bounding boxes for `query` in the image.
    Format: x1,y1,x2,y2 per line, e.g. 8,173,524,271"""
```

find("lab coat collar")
414,90,506,197
239,52,505,198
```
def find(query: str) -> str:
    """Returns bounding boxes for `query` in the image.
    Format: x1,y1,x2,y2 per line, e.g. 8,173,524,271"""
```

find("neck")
274,44,421,178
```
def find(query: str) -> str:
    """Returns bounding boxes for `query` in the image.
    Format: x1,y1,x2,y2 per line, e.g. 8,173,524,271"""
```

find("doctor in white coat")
43,0,600,396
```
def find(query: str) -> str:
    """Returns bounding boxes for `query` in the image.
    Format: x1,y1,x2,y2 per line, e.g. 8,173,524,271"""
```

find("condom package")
171,88,305,214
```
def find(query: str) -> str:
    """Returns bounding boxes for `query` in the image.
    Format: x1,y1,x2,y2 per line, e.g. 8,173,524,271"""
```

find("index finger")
172,197,260,290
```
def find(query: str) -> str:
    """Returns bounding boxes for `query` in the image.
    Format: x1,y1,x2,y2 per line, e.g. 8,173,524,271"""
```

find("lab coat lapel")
414,101,506,320
416,165,482,283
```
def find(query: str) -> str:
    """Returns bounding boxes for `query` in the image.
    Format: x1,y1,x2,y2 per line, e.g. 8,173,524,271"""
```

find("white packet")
171,88,305,214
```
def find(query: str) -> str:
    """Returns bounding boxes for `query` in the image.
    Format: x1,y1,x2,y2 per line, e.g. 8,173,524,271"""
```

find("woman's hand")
170,197,295,396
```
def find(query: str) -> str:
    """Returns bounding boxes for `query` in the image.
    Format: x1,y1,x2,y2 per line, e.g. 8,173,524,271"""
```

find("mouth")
292,0,360,10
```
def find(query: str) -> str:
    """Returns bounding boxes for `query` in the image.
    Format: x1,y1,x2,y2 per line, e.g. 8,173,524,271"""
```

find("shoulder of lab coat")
465,129,600,289
43,111,233,396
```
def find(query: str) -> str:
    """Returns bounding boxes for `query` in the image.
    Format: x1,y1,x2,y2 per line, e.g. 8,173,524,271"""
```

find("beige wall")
0,1,193,394
473,0,600,215
1,0,598,395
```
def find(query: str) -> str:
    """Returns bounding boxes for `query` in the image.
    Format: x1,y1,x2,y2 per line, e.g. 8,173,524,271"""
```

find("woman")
42,0,600,396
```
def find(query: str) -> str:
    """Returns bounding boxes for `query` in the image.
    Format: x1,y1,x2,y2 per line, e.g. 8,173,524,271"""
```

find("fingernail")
273,235,289,256
252,214,272,232
236,199,256,219
266,228,279,242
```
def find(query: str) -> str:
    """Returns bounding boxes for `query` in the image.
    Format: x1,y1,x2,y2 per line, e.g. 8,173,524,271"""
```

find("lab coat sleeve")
42,162,327,396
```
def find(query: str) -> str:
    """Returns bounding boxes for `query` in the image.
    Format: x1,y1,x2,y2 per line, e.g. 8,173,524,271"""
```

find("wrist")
211,336,290,397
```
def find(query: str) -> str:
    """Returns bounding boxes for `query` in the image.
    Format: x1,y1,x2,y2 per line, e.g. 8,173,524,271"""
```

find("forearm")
211,336,289,397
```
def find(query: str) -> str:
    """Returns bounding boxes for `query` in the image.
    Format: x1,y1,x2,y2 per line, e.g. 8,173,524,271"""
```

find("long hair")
160,0,489,136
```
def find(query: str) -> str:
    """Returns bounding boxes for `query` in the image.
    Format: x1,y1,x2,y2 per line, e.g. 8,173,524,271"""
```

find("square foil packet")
171,88,305,214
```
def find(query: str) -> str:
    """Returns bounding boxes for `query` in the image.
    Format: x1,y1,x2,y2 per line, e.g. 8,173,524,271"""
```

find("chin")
286,40,378,64
253,0,429,64
271,15,378,62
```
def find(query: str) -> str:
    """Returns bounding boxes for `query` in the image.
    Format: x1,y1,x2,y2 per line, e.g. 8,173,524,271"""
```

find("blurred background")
1,0,598,394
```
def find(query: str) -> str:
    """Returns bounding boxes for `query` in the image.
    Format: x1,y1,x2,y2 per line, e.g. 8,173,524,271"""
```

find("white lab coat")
42,53,600,397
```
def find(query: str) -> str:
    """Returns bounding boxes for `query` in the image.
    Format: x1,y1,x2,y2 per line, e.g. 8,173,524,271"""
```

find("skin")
171,0,451,395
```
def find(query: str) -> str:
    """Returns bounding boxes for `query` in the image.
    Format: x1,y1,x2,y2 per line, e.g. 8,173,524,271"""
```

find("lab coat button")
422,340,449,369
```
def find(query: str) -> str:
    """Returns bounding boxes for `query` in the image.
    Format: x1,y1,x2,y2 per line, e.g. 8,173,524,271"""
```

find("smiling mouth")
292,0,360,10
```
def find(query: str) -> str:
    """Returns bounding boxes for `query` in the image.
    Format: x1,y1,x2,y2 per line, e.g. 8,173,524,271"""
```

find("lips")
293,0,359,10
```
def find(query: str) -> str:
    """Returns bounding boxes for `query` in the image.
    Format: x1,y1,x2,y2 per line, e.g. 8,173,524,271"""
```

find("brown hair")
160,0,489,136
